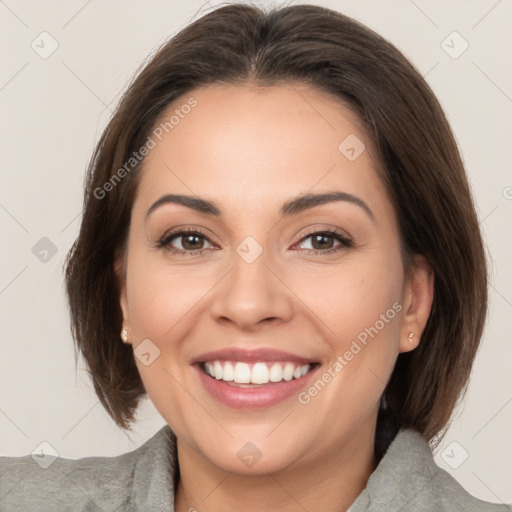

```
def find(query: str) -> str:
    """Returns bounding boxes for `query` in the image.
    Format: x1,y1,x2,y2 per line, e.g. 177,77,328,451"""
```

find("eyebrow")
146,191,374,221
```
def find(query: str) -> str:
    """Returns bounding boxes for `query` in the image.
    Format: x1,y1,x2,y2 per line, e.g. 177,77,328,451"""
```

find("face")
117,83,432,475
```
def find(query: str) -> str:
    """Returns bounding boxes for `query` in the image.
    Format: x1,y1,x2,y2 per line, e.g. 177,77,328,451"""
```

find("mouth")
191,348,320,408
200,360,318,386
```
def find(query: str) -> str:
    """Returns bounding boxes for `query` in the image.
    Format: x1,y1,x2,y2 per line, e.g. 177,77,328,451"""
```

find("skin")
117,83,434,512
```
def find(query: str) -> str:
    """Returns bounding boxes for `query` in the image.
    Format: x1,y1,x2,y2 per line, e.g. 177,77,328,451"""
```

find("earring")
121,329,129,343
408,332,414,343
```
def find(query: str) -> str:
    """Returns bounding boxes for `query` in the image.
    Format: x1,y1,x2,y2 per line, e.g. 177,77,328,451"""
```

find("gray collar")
130,425,424,511
131,425,509,511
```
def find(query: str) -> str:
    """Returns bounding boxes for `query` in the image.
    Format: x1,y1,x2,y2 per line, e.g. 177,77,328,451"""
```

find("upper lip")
190,347,317,365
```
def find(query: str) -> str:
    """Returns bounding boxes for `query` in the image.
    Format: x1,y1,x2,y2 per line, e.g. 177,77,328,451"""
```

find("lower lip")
194,364,319,409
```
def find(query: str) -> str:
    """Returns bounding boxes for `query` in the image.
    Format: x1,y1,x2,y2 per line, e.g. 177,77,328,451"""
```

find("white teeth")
223,361,234,381
251,362,270,384
214,361,223,380
269,363,282,382
233,362,251,383
203,360,312,384
282,363,294,381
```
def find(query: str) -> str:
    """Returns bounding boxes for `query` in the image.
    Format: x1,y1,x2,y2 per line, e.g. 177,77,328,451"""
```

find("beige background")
0,0,511,504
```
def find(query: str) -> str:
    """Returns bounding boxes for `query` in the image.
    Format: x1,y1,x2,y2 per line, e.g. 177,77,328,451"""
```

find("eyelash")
156,226,353,256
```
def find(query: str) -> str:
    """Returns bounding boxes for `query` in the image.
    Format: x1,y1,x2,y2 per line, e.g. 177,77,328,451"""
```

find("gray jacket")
0,424,510,511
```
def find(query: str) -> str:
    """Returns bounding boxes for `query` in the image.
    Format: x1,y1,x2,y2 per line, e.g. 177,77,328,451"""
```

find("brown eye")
158,229,215,254
180,233,205,250
296,230,353,253
310,233,336,250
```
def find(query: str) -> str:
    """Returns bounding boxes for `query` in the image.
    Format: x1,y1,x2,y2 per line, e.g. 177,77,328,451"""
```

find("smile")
191,348,320,408
202,360,314,385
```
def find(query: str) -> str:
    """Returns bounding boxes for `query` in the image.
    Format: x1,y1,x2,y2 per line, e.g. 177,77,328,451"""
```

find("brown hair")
65,3,487,441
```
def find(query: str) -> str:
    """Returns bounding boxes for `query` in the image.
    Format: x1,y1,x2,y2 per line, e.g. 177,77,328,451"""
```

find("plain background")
0,0,511,504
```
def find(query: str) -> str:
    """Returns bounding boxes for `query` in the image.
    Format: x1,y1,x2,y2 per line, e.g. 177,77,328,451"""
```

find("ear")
398,255,434,353
114,252,132,344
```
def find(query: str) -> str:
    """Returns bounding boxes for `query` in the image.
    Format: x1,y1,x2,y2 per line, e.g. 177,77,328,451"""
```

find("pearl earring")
121,329,129,343
408,332,414,343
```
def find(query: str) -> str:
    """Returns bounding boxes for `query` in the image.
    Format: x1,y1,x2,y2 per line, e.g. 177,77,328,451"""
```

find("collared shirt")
1,424,510,511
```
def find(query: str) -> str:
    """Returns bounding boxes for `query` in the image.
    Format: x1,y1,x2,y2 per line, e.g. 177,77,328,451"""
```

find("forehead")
134,83,389,219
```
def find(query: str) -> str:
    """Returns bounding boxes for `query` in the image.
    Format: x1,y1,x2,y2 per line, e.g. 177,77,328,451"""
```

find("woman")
1,3,509,511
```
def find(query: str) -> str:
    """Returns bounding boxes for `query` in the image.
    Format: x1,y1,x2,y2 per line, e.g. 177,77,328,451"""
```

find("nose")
209,250,295,332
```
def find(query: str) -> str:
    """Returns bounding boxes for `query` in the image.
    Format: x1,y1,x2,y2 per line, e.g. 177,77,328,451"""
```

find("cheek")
124,253,213,423
127,273,192,337
292,259,404,420
123,248,225,410
288,251,404,402
125,245,217,342
287,251,404,346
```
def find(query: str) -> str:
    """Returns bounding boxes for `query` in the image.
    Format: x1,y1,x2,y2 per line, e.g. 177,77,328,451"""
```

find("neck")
174,422,376,512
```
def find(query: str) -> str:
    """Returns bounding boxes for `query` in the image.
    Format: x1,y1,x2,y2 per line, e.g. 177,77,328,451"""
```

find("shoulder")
352,428,511,512
0,424,177,512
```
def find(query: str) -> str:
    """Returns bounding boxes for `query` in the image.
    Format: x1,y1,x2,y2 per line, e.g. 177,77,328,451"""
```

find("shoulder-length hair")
65,3,487,442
